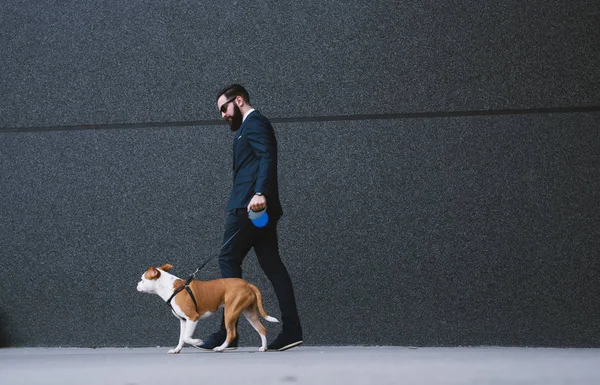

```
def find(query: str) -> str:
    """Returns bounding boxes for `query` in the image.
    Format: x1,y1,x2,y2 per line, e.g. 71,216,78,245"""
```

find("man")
199,84,303,351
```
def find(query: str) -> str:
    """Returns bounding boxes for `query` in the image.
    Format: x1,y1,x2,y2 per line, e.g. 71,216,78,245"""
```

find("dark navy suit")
226,110,283,217
219,110,302,337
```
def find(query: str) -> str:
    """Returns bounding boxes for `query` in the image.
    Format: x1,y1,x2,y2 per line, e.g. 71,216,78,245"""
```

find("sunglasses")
219,97,237,114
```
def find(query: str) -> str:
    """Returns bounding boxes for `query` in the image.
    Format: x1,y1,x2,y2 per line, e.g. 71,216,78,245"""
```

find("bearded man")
198,84,303,352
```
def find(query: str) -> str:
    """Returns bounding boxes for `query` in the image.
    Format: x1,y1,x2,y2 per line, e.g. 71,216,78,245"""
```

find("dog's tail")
249,284,279,323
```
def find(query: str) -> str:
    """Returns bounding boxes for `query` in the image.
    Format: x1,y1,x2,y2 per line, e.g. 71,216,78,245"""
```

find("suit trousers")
218,208,302,336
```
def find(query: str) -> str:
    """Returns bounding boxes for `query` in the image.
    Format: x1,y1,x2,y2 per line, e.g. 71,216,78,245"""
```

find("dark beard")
228,104,243,132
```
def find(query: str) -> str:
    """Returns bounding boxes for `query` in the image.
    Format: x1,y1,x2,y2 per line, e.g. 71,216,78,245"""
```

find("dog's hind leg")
214,309,239,352
243,307,268,352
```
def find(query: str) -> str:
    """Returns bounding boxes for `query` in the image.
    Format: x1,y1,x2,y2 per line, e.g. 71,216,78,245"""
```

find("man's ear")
235,95,245,108
160,264,174,272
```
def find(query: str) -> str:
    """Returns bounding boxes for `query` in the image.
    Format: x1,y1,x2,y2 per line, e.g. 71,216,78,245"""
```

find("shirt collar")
242,108,256,123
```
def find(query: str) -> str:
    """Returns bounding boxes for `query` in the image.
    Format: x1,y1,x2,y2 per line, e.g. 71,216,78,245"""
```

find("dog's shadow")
189,347,260,354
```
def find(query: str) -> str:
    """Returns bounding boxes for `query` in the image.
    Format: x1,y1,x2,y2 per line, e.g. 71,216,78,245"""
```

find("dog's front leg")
182,320,203,347
168,318,186,354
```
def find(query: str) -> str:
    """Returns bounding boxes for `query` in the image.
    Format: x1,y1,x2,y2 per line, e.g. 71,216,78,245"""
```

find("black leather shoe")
267,333,303,351
196,331,238,350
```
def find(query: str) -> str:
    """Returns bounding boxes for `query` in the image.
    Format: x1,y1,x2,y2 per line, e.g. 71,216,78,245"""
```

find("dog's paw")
259,346,267,352
168,348,181,354
213,346,225,352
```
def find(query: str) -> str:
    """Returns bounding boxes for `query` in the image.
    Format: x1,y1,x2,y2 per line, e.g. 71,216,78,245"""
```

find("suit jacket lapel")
232,132,237,170
232,111,258,170
232,120,247,170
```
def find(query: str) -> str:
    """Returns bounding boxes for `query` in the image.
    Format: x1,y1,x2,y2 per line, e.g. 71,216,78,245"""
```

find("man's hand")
247,194,267,212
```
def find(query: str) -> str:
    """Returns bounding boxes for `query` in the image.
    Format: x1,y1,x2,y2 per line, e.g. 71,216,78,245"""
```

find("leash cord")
168,228,242,309
186,228,241,283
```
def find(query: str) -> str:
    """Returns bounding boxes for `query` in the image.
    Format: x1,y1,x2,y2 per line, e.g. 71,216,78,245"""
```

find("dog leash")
166,229,241,313
189,228,241,278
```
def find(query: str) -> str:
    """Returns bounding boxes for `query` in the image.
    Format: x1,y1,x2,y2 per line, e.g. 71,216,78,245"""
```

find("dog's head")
136,264,174,293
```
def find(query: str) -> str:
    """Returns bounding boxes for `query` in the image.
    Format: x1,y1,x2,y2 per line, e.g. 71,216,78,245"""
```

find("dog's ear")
144,266,161,280
160,264,174,272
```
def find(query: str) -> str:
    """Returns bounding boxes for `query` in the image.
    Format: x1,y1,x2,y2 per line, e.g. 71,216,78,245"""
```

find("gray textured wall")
1,0,599,347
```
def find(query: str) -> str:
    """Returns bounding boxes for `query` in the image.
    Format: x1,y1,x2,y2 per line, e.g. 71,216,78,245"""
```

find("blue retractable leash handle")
249,206,269,228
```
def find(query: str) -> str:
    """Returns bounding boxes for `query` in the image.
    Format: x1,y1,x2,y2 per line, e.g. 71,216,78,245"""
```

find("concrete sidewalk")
1,346,599,385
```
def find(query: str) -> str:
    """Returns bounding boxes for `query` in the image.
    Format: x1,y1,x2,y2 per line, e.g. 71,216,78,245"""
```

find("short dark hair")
216,84,250,104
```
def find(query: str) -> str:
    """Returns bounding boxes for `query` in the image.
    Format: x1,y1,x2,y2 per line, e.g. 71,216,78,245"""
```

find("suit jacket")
226,110,283,219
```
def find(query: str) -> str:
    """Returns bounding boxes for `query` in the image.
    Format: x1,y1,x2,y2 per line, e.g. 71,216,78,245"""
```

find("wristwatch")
255,192,264,196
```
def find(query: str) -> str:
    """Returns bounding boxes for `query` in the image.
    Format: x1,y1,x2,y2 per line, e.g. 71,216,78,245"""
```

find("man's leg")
218,209,253,279
254,220,303,351
199,209,252,350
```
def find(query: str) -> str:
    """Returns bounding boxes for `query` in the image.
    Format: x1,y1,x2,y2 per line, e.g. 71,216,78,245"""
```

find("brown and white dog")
137,264,278,354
